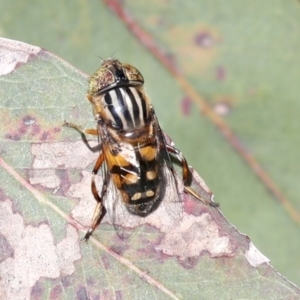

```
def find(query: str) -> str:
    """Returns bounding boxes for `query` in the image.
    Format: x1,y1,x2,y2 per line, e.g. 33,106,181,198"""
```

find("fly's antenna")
109,50,117,60
95,55,105,62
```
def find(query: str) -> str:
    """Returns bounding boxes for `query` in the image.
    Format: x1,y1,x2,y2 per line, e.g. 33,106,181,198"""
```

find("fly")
64,59,218,240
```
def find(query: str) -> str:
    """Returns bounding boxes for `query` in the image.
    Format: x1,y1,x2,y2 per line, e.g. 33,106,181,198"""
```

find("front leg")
63,121,100,152
63,120,98,136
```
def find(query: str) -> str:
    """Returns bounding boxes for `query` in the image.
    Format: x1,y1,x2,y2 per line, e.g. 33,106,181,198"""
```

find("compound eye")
88,68,116,95
122,63,144,84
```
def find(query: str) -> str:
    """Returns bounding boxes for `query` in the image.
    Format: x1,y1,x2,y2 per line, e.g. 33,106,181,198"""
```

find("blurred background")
1,0,300,286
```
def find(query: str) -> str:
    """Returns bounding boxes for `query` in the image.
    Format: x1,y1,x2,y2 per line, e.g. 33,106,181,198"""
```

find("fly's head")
87,59,144,97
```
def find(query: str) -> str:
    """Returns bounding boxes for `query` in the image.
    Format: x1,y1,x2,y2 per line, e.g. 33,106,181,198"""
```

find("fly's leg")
150,107,218,207
83,152,107,241
63,121,99,152
63,120,98,136
63,121,108,239
166,145,219,207
165,145,192,186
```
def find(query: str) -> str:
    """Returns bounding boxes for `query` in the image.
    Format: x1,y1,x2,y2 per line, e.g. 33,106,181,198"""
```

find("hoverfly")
64,59,218,240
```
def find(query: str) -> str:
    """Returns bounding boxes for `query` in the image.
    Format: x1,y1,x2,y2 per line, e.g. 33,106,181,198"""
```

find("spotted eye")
122,63,144,84
88,67,115,95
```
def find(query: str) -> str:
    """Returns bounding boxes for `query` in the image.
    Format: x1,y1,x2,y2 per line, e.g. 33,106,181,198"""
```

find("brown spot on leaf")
194,31,215,48
86,276,97,287
50,284,63,300
180,96,192,116
0,235,13,263
53,127,61,133
0,188,7,202
61,276,72,288
30,124,41,136
101,253,111,269
179,256,199,269
40,131,50,141
76,287,89,300
30,281,44,300
216,65,226,81
4,114,61,142
115,290,123,300
5,132,22,141
23,115,36,126
55,169,73,196
184,196,205,216
164,24,221,74
110,243,130,256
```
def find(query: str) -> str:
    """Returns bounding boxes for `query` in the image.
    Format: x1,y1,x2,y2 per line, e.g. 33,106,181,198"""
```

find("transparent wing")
101,143,145,239
153,112,183,223
98,111,184,238
101,150,183,239
159,158,183,223
103,179,144,239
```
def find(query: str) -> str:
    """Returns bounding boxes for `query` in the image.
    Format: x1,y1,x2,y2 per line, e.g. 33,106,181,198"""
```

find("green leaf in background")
1,37,299,300
0,0,300,295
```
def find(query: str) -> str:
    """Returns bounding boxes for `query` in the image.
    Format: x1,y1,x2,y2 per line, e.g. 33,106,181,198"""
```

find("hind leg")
166,145,219,207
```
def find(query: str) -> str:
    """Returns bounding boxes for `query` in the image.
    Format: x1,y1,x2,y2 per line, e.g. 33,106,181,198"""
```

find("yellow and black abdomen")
105,141,164,217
